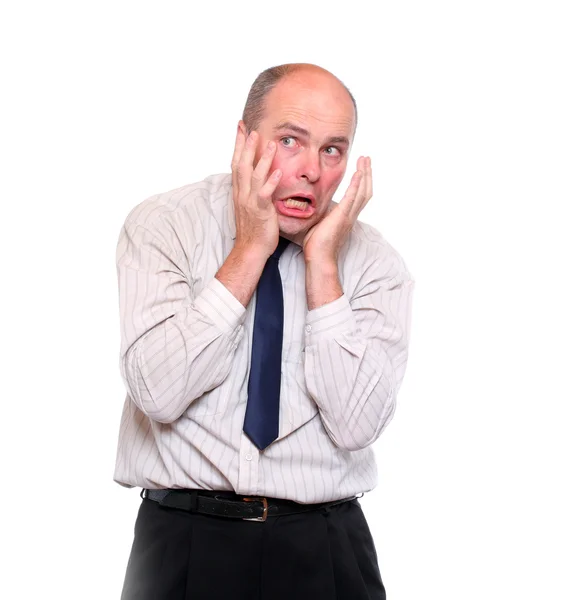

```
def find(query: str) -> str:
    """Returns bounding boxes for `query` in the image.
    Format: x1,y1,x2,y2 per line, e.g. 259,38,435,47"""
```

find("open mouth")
283,196,312,211
276,194,316,219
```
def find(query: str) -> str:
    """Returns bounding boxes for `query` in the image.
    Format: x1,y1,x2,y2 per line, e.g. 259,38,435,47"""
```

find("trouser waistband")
142,488,360,522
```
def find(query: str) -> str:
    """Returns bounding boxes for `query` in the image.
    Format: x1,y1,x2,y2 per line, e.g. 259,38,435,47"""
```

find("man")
115,63,414,599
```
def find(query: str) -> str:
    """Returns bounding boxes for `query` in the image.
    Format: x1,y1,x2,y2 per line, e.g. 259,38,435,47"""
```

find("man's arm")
117,219,248,424
303,242,414,451
301,156,414,449
118,127,281,424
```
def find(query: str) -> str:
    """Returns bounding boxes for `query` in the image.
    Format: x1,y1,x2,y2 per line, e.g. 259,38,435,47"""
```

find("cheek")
270,154,284,172
270,154,294,185
320,168,345,194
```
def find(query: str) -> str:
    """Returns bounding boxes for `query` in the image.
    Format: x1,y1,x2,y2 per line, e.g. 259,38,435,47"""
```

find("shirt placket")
239,435,261,493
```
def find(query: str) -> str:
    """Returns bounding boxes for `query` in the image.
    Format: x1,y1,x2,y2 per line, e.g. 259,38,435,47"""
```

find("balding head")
242,63,358,134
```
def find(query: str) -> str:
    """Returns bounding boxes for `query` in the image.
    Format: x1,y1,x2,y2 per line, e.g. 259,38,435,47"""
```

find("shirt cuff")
193,277,247,335
304,294,357,346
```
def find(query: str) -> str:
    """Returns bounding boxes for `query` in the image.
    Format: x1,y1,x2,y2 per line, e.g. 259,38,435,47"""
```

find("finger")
340,168,364,213
363,157,373,210
344,156,369,222
349,179,367,220
250,141,277,193
231,123,246,172
256,168,283,207
357,156,370,210
237,131,258,199
231,125,246,197
349,157,372,217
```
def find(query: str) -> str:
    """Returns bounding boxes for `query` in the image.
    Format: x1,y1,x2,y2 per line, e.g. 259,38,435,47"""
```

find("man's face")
248,71,356,242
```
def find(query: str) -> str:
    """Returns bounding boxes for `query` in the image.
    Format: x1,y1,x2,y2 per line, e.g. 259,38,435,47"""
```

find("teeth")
283,198,309,210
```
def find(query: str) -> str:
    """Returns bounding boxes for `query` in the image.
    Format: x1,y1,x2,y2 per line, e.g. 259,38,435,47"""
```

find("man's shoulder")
347,219,413,282
349,219,397,259
124,173,232,230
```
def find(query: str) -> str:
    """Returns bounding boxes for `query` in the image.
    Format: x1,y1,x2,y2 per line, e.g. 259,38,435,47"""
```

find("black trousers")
121,495,386,600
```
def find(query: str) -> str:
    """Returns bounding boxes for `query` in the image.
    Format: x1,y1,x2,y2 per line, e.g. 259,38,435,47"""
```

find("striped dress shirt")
113,173,414,503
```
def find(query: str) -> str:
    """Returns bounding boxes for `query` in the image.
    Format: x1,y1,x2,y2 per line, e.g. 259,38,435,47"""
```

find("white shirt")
113,173,414,503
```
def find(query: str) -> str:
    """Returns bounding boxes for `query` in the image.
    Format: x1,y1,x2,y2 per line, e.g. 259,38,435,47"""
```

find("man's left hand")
303,156,373,266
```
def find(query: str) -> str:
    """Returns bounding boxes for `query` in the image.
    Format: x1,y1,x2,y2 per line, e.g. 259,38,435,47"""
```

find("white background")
2,1,580,598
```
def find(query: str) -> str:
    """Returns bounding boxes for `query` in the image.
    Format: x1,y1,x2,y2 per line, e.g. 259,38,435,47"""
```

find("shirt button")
245,453,253,461
305,325,312,333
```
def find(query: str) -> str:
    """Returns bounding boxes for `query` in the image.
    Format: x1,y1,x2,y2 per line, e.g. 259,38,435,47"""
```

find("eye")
323,146,340,156
281,136,297,147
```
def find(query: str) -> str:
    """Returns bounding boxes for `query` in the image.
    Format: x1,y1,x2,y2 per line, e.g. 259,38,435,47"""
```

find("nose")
298,150,321,183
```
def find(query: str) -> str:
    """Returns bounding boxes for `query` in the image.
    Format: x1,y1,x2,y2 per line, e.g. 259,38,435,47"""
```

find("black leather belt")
142,488,359,522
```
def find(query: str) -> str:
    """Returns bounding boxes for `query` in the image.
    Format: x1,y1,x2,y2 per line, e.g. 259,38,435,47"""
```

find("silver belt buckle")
242,497,268,522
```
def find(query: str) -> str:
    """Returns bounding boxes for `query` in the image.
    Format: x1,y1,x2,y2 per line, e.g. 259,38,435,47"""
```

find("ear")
238,120,248,138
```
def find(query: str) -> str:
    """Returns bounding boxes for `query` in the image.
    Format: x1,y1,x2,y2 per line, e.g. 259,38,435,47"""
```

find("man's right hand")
215,125,283,307
230,125,282,259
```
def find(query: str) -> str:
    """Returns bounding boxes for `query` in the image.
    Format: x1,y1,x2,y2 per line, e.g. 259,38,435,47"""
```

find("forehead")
262,73,356,140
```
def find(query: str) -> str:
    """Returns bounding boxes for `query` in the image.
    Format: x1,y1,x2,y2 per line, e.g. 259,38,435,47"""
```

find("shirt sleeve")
303,242,415,451
117,219,247,423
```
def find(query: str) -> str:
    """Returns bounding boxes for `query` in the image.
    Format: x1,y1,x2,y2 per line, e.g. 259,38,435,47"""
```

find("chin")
277,215,313,245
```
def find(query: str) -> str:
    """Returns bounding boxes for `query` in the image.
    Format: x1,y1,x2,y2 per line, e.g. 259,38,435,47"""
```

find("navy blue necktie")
243,237,290,450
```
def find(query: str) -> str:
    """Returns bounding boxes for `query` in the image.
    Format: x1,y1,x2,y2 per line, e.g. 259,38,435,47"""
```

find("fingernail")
273,169,281,178
267,141,275,151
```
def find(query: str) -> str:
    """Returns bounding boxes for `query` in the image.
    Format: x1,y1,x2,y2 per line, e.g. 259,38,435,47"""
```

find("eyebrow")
274,122,351,148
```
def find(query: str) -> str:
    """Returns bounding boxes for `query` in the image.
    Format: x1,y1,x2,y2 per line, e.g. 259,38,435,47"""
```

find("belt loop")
190,490,199,513
140,488,146,500
322,503,332,514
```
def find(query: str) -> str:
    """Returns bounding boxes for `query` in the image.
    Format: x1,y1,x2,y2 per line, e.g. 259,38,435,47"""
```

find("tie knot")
271,237,290,261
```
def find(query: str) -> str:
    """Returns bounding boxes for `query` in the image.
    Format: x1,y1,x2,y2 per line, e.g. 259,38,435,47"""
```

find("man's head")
239,63,358,240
